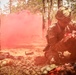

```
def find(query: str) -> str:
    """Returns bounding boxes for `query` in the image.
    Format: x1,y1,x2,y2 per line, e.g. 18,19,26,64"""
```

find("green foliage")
7,0,43,13
2,0,76,14
10,0,26,13
25,0,43,13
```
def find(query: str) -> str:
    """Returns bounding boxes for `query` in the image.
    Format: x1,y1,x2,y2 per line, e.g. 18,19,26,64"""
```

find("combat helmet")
55,6,71,23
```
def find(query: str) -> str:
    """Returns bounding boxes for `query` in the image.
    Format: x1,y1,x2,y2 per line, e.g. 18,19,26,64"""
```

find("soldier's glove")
72,30,76,38
63,51,71,58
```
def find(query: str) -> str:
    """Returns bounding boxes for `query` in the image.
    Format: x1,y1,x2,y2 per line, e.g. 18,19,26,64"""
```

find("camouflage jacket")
46,22,76,47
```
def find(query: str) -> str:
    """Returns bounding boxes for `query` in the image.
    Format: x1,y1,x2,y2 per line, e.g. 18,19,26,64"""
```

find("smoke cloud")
1,10,45,49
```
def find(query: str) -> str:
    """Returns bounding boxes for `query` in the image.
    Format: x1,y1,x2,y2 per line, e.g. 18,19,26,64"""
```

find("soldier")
44,6,76,64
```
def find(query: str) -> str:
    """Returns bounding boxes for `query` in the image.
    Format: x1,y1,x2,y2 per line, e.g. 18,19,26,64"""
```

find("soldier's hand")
63,32,76,42
62,33,72,42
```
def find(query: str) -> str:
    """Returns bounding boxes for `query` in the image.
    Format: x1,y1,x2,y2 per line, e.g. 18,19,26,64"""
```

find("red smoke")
1,10,46,49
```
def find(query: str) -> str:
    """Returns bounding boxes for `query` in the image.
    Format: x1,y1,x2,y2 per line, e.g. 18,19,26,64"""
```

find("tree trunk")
42,0,46,30
47,0,52,27
58,0,62,8
9,0,12,13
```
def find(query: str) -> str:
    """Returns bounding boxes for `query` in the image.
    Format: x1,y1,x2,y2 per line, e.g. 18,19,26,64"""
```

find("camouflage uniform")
46,22,76,49
44,7,76,63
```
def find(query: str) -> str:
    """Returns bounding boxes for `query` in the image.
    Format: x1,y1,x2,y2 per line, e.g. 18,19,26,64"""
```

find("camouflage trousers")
44,39,76,64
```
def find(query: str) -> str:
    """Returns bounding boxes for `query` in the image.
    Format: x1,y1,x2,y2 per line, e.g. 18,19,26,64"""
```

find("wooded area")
0,0,76,29
0,0,76,75
0,0,76,14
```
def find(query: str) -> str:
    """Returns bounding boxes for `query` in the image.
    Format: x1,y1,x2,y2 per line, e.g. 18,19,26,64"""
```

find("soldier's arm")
52,22,76,51
46,25,58,47
46,24,68,52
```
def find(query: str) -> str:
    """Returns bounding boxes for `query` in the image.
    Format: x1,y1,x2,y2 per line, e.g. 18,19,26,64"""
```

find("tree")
42,0,52,30
25,0,43,13
58,0,63,8
9,0,12,13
